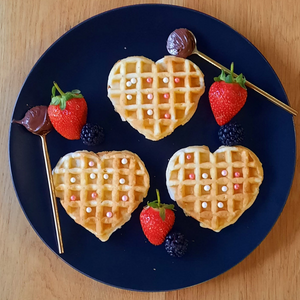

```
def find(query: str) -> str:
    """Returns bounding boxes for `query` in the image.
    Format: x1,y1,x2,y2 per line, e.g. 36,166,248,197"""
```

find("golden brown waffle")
52,150,150,241
166,146,264,231
107,56,205,141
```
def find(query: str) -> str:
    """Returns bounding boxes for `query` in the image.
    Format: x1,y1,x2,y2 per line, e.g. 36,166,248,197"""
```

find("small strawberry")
48,82,88,140
209,63,247,126
140,189,175,246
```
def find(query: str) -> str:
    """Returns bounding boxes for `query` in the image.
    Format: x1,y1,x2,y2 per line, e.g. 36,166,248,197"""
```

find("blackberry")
218,122,244,146
165,232,188,257
81,123,104,146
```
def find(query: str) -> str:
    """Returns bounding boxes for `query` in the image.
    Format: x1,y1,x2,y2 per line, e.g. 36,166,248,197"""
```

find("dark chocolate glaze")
13,105,53,135
166,28,195,58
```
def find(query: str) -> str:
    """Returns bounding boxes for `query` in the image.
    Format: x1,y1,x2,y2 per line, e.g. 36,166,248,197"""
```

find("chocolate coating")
166,28,195,58
13,105,53,135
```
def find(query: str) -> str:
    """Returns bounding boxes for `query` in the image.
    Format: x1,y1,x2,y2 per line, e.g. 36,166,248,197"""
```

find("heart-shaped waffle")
166,146,264,232
107,56,205,141
52,150,150,241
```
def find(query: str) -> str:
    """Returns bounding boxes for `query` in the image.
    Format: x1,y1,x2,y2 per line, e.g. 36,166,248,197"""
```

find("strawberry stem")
53,81,65,96
156,189,161,206
213,62,247,90
230,62,234,74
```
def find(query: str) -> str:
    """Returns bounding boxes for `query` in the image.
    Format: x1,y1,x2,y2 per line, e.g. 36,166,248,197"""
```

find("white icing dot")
106,212,113,218
103,174,109,180
130,78,137,84
86,207,92,213
147,93,153,100
202,173,208,179
163,77,169,83
218,202,224,208
88,161,95,167
221,186,228,192
70,177,76,183
122,195,128,201
126,94,132,100
221,170,228,176
147,109,153,116
90,173,96,179
121,158,128,164
119,178,125,184
202,202,208,208
126,81,132,87
204,185,210,191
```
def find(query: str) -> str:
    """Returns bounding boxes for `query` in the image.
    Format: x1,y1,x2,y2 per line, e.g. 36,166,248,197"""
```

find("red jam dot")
70,195,76,201
189,173,195,180
163,93,170,99
186,154,192,160
91,192,97,198
164,113,171,119
174,77,180,83
146,77,153,83
234,172,241,177
234,184,240,190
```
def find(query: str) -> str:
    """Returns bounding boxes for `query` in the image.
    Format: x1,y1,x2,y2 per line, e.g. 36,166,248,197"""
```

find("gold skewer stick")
193,49,297,116
186,30,297,116
40,135,64,254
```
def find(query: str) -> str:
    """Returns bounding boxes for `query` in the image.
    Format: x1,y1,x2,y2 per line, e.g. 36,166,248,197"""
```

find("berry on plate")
140,189,175,246
81,123,104,146
209,63,247,126
218,122,244,146
165,232,188,257
48,82,88,140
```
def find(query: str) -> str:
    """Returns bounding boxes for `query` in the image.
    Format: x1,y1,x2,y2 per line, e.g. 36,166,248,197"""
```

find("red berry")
208,63,247,126
48,82,88,140
140,190,175,246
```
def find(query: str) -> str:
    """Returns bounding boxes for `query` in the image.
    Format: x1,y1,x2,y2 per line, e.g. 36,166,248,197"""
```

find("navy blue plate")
9,4,296,292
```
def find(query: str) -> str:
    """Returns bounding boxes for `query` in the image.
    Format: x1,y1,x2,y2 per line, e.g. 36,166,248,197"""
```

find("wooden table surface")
1,0,299,299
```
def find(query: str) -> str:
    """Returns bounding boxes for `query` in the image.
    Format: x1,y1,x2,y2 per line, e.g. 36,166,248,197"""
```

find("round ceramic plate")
9,4,296,292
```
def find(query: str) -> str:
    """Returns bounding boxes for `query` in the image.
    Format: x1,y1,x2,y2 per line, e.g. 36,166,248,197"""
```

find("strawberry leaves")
51,82,83,110
214,62,246,90
147,189,174,221
235,73,247,89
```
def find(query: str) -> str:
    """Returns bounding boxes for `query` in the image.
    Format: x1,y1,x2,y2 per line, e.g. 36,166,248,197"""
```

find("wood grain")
1,0,299,299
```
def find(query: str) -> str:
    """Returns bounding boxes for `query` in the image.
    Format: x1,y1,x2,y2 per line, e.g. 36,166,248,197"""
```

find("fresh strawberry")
140,189,175,246
48,82,88,140
208,63,247,126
